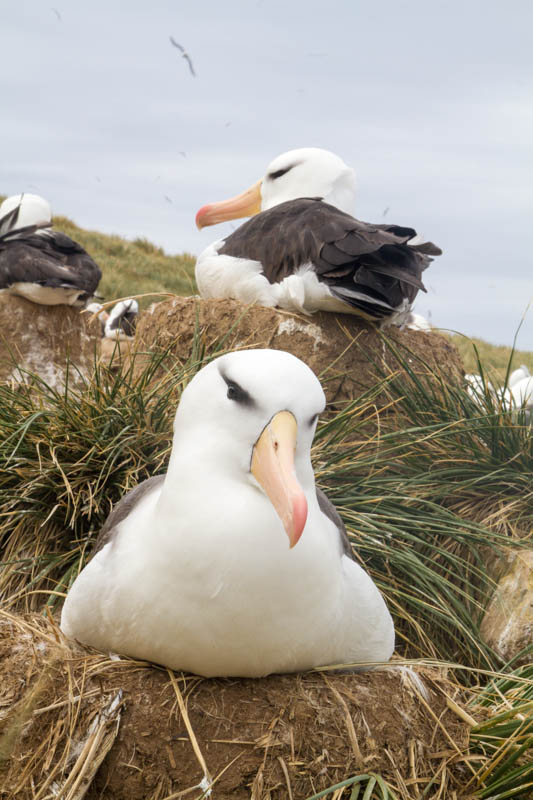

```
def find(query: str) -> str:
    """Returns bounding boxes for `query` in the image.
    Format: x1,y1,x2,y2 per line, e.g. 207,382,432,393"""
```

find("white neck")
321,180,356,216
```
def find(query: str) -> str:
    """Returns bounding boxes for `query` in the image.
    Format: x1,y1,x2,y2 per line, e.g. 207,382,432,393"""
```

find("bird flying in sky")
169,36,196,77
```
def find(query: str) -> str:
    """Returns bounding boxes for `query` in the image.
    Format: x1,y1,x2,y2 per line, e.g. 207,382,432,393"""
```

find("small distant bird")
509,376,533,414
465,373,495,406
496,385,512,406
509,365,530,388
169,36,196,76
51,7,62,21
0,193,101,306
104,299,139,340
164,195,173,204
382,206,390,217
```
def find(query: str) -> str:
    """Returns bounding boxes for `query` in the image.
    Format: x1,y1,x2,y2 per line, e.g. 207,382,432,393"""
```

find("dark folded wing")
316,486,354,560
0,232,101,296
107,309,138,337
219,198,441,317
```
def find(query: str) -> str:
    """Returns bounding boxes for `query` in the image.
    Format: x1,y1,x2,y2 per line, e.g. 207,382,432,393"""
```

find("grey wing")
0,235,101,297
169,36,185,53
184,54,196,76
92,475,165,557
315,487,354,560
44,232,102,296
219,198,441,318
0,244,66,289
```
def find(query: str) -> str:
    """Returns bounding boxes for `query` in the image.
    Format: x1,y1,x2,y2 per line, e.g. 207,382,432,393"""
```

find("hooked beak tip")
195,207,208,230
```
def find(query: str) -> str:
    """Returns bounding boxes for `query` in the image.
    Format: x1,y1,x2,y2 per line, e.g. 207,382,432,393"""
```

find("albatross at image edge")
0,193,101,306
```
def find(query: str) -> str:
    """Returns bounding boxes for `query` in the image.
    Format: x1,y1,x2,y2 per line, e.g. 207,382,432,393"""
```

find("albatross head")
195,147,356,229
171,349,326,548
0,193,52,237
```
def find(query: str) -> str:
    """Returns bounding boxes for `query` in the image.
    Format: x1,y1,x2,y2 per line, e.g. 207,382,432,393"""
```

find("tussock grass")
0,351,188,609
468,663,533,798
363,337,533,535
311,336,532,668
304,773,396,799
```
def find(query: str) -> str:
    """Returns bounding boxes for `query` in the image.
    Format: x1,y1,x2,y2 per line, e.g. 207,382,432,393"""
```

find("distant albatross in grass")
61,349,394,677
195,148,441,326
0,193,101,306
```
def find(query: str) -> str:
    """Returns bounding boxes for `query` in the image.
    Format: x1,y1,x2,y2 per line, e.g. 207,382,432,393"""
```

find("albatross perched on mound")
61,349,394,677
195,148,441,326
104,299,139,339
86,299,139,339
0,193,101,306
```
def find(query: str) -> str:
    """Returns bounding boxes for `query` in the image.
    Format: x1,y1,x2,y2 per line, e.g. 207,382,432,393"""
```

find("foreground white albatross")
195,148,441,326
61,349,394,677
0,193,101,306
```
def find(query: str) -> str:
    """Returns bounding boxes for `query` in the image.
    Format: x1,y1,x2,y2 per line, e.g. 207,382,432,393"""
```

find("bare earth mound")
0,612,473,800
0,295,100,389
135,297,463,405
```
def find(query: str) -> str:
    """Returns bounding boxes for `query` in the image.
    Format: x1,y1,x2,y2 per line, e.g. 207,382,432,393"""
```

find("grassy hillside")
447,334,532,381
53,213,197,306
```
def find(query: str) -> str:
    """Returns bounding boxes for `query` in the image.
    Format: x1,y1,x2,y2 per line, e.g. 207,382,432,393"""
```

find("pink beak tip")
195,206,208,229
290,494,308,548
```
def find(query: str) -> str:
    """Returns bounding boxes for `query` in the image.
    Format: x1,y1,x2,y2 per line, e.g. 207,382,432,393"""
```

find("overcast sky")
3,1,532,347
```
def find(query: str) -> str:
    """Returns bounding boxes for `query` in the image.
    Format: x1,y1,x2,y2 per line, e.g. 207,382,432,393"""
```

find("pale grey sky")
2,0,532,346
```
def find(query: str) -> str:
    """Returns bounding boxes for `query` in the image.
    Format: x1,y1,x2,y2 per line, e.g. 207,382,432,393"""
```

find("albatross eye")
227,382,239,400
224,378,256,408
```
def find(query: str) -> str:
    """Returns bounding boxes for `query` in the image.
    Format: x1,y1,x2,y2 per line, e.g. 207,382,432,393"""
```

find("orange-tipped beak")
251,411,308,548
196,179,263,229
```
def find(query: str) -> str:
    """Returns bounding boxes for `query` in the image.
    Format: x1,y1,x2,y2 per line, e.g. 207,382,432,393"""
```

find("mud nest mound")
135,297,464,406
0,612,475,800
0,295,100,389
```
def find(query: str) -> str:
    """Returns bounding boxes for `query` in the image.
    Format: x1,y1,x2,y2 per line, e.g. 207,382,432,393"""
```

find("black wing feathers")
219,198,441,317
0,231,101,298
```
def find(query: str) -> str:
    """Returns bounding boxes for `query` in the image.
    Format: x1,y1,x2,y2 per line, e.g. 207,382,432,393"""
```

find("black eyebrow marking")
219,368,257,408
268,166,292,180
267,159,303,181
